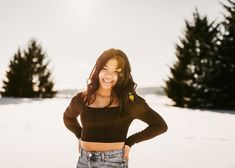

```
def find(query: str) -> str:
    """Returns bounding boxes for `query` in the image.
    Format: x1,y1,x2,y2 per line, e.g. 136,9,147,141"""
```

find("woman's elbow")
158,121,168,134
161,122,168,133
151,121,168,136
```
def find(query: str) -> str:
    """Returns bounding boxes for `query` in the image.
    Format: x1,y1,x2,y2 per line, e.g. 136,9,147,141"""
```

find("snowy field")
0,94,235,168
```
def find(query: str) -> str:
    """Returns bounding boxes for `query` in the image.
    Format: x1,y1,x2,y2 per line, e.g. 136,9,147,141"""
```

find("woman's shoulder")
71,91,86,105
75,91,85,98
125,92,146,110
128,92,146,103
125,92,149,115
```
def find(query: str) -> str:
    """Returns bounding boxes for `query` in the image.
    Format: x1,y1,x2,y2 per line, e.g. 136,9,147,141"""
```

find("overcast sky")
0,0,227,90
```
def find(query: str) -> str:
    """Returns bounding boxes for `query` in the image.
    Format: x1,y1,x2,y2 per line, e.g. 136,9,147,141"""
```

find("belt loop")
80,147,83,157
122,145,125,152
101,153,105,161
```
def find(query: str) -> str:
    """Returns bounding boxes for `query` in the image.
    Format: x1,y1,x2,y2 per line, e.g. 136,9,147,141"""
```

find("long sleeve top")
63,92,167,147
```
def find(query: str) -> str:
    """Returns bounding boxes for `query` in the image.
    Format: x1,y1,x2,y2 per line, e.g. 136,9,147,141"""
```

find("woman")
63,48,168,168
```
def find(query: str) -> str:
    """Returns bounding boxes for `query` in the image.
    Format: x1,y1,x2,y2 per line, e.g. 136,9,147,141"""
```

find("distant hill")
56,86,165,98
136,86,165,95
56,89,82,98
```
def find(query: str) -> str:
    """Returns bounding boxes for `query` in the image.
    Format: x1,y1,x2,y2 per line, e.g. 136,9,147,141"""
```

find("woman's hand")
123,145,130,160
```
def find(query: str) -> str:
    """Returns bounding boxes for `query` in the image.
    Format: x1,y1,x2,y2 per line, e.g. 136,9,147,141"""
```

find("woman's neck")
96,88,112,97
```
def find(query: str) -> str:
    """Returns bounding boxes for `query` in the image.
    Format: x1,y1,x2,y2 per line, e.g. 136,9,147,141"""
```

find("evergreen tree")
1,39,57,98
164,9,219,108
1,49,28,97
213,0,235,109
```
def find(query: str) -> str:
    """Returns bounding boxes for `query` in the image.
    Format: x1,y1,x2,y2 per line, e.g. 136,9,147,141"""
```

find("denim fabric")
76,147,128,168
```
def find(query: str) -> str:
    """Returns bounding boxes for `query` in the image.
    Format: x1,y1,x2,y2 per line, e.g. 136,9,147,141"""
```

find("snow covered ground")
0,94,235,168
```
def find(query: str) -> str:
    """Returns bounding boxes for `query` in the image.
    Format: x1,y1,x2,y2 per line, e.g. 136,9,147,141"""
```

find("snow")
0,95,235,168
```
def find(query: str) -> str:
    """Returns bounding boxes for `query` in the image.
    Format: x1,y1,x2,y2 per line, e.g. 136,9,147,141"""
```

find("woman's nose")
105,71,114,77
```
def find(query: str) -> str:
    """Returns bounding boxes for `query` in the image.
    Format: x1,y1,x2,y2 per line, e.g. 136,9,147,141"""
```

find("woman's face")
98,58,122,91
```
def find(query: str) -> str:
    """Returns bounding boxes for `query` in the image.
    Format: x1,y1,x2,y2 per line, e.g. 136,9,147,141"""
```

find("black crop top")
63,92,167,147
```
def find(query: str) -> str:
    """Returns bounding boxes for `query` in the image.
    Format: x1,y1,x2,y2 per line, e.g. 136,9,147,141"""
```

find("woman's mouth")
103,79,112,84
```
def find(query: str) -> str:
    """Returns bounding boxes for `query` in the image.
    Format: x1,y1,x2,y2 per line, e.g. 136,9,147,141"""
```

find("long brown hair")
82,48,137,114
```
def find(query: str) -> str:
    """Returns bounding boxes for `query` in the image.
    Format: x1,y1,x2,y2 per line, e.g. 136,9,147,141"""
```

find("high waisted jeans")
76,147,129,168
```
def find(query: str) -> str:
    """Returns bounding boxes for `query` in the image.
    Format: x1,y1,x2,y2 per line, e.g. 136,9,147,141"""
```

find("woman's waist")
80,140,125,152
81,129,127,142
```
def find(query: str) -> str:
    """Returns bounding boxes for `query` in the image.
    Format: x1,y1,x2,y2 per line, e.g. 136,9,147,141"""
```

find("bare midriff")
80,140,125,151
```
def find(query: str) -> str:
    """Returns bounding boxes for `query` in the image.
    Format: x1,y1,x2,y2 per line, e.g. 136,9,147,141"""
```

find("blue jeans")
76,147,128,168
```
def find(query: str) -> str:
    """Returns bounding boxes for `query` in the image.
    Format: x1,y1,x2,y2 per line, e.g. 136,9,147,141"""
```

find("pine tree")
1,49,28,97
164,9,219,108
1,39,57,98
212,0,235,109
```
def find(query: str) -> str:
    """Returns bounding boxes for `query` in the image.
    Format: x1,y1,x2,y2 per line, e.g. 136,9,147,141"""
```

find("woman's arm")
63,93,83,139
125,94,168,147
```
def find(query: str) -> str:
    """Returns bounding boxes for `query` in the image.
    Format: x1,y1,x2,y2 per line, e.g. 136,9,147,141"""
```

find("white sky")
0,0,227,90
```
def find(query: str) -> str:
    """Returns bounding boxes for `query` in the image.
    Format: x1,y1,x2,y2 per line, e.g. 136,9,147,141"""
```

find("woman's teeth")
103,79,112,83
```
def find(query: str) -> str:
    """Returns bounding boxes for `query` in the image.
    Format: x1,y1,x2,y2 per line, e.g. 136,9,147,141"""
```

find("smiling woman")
63,48,168,168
